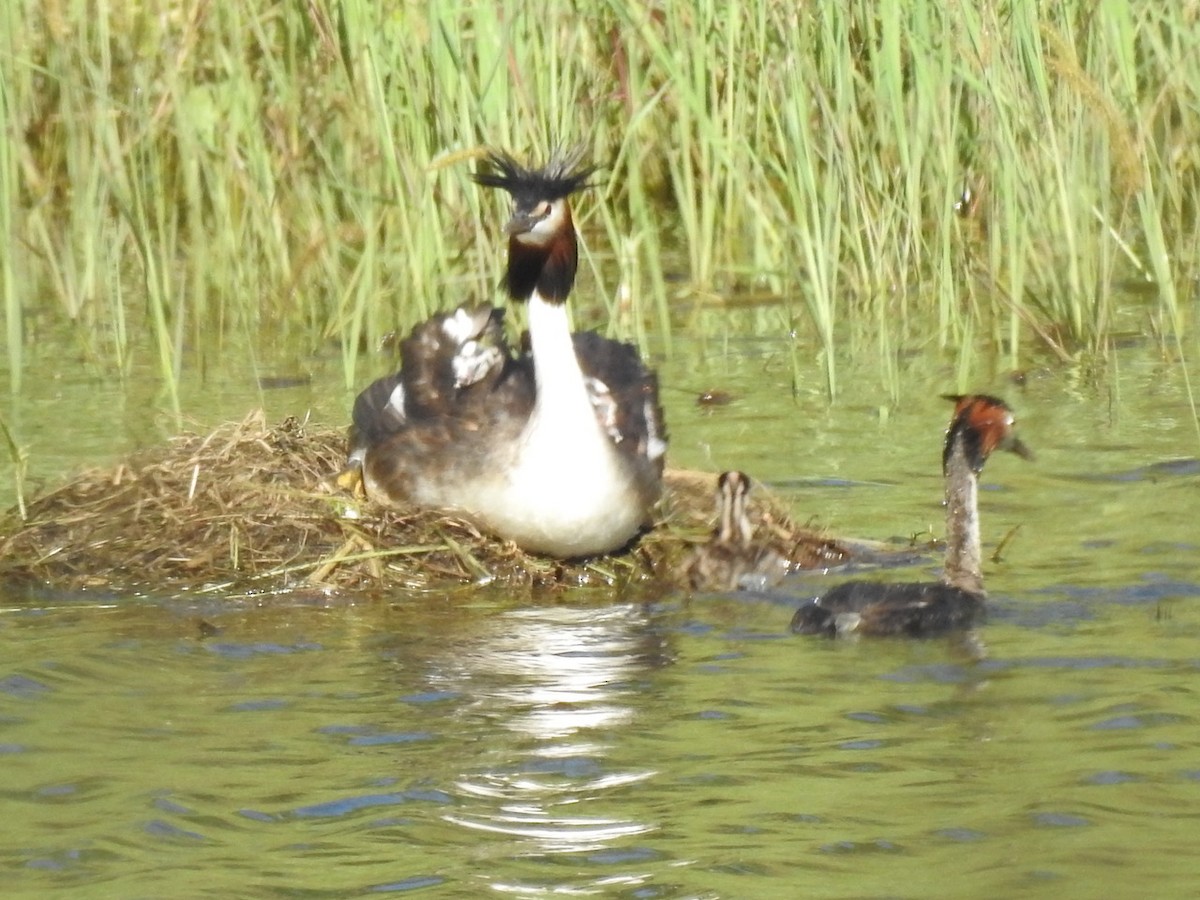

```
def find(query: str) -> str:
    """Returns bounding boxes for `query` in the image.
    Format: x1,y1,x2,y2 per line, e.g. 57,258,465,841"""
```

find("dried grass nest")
0,411,851,597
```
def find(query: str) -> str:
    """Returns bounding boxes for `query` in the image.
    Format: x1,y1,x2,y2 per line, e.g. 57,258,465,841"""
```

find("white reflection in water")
440,603,665,854
468,605,651,737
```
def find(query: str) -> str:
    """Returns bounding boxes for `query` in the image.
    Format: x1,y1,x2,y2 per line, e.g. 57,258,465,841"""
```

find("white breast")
469,293,649,556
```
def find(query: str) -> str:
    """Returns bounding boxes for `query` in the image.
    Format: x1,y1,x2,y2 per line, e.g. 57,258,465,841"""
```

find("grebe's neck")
717,491,737,545
732,485,753,546
939,393,1032,594
517,201,592,421
526,288,591,417
942,438,983,594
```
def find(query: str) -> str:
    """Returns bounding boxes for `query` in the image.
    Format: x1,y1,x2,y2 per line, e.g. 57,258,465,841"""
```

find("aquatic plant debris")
0,412,849,597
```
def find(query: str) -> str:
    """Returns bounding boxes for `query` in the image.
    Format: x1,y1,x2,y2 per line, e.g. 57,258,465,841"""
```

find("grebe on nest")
685,471,789,592
790,394,1032,638
347,149,666,558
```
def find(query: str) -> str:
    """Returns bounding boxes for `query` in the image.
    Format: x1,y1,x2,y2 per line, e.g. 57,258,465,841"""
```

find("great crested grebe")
685,471,789,591
347,149,666,558
790,394,1032,638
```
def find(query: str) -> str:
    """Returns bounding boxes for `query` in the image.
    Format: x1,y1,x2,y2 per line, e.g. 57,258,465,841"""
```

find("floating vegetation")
0,414,849,598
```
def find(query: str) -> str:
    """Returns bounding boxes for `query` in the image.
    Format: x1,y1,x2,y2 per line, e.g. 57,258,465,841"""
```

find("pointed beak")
1006,435,1034,460
503,211,539,236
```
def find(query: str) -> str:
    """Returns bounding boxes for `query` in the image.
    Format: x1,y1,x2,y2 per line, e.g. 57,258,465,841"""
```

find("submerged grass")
1,0,1198,405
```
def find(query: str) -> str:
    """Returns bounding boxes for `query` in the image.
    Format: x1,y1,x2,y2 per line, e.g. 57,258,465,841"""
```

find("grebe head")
715,470,754,545
942,394,1034,474
473,149,596,303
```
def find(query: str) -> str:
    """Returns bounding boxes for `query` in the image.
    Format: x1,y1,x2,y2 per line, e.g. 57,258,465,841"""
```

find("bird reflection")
435,603,669,855
463,605,660,737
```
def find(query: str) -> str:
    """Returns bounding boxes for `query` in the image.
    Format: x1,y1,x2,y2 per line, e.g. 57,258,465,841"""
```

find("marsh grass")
2,1,1197,404
0,414,26,519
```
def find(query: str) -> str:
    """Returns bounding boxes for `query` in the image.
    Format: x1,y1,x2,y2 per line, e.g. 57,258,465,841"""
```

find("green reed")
0,412,26,519
0,43,18,393
1,0,1197,403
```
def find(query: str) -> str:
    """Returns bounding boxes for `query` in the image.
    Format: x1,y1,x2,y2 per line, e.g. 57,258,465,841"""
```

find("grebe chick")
347,149,666,558
685,471,790,592
790,394,1032,638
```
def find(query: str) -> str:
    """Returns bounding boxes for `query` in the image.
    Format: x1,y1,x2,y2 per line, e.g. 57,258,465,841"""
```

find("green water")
2,334,1199,898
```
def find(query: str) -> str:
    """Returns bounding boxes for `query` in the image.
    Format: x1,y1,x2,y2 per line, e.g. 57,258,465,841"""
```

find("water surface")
2,334,1198,897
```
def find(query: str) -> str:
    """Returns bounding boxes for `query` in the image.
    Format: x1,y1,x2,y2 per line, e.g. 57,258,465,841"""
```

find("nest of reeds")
0,412,850,597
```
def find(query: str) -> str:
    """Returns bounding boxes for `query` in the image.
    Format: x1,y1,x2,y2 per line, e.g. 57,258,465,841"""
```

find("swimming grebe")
790,394,1032,637
685,471,789,591
347,149,666,558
